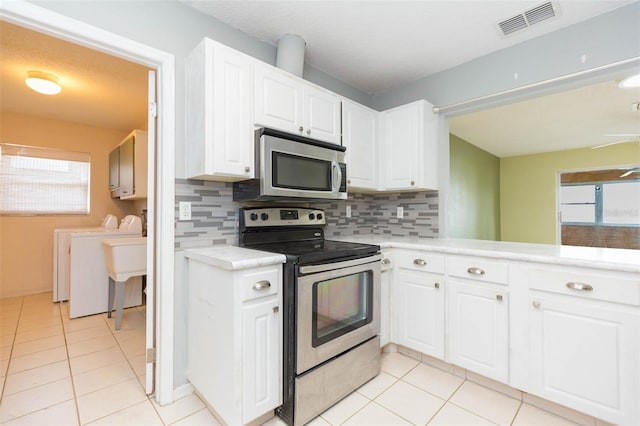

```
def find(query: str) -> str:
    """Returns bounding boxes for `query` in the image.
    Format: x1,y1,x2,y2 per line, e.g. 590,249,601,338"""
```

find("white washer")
53,214,119,302
67,216,144,318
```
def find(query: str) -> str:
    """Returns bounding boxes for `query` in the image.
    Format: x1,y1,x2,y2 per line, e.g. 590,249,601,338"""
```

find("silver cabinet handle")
244,166,251,173
382,258,391,265
532,301,541,309
467,267,485,276
413,259,427,266
298,126,304,132
272,306,279,313
566,282,593,291
410,181,415,186
496,294,503,301
434,282,440,289
253,280,271,291
306,129,311,135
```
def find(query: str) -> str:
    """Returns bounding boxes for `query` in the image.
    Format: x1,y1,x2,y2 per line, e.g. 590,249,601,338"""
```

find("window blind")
0,143,91,215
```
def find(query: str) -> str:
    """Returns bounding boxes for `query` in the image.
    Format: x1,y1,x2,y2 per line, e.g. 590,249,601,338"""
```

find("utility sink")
102,237,147,282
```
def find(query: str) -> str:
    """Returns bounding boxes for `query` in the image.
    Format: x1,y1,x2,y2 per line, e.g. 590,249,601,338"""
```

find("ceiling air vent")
497,2,559,37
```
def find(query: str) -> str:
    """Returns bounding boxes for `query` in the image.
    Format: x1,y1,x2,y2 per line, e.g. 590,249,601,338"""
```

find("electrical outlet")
397,206,404,218
179,201,191,220
346,205,352,218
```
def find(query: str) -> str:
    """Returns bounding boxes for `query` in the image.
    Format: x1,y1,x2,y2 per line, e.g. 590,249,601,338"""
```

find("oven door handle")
299,254,382,275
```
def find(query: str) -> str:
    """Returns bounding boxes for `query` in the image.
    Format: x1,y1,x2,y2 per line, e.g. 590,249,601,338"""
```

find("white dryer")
67,215,144,318
53,214,119,302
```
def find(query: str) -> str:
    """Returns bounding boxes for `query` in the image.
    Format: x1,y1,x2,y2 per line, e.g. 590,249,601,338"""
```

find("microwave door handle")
331,161,342,193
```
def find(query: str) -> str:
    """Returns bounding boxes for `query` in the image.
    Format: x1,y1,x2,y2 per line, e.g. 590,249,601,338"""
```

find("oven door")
296,255,381,375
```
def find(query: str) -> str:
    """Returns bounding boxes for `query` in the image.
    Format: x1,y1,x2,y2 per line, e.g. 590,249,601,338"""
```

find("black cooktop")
238,207,379,264
244,239,379,264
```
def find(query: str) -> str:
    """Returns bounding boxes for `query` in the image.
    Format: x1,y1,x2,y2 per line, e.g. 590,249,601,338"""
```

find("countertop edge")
184,246,286,271
345,238,640,274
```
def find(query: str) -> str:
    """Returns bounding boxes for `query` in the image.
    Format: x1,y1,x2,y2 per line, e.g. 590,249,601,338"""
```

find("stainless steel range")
239,207,381,425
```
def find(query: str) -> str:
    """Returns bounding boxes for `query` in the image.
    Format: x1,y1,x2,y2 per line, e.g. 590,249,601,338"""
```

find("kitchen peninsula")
185,235,639,425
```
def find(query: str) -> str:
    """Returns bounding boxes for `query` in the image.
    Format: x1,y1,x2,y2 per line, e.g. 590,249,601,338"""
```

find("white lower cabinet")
242,296,281,422
187,260,282,425
447,278,509,383
379,252,393,347
527,266,640,424
395,251,445,358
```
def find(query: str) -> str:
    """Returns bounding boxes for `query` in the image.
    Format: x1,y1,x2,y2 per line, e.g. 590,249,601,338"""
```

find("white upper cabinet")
255,63,341,145
379,100,438,192
341,99,378,191
185,38,254,181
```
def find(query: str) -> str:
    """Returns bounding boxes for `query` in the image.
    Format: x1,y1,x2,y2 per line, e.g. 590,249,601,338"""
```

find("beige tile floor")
1,292,581,425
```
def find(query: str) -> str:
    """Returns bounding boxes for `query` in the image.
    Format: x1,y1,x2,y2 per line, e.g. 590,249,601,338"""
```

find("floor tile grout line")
59,300,83,426
0,295,24,404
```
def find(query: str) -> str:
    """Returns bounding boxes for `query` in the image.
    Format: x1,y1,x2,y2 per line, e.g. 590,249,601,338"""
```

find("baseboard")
172,382,195,401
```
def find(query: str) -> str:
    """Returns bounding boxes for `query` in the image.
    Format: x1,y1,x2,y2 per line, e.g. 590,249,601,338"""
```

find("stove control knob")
260,213,269,221
308,213,315,220
249,213,258,221
316,213,323,220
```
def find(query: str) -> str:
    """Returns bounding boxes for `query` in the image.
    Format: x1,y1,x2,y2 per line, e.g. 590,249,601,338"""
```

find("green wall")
449,134,501,240
500,143,640,244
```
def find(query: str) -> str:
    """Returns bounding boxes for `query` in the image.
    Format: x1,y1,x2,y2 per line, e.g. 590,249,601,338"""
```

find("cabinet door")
254,64,301,133
242,297,282,423
109,148,120,196
381,103,419,190
397,269,445,358
303,85,341,144
448,279,508,382
212,47,253,177
118,136,134,197
380,269,391,347
529,295,639,424
342,100,378,190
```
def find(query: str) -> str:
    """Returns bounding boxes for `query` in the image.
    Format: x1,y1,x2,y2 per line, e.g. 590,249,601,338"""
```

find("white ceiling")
183,0,634,94
0,1,638,158
0,21,149,133
449,79,640,157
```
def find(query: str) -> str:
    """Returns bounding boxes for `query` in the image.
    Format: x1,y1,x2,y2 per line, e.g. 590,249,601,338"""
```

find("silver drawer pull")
532,301,541,309
434,282,440,289
413,259,427,266
272,306,279,313
496,294,503,301
467,267,485,276
566,282,593,292
382,258,391,265
253,280,271,291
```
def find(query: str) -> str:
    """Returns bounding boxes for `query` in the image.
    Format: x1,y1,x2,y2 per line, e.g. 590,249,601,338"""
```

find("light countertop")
184,236,640,274
329,235,640,274
184,245,286,271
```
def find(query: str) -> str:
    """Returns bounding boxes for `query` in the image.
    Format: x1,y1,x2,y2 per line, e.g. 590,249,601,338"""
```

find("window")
0,144,90,215
560,181,640,226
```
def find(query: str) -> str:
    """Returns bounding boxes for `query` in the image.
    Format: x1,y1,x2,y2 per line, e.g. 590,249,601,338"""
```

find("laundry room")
0,22,150,306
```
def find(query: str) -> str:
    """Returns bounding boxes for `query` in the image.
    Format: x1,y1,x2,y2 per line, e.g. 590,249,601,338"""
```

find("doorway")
0,1,175,404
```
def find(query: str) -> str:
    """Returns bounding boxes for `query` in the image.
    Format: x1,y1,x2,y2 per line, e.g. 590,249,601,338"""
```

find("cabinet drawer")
241,267,280,301
395,251,445,274
447,256,509,285
528,267,640,306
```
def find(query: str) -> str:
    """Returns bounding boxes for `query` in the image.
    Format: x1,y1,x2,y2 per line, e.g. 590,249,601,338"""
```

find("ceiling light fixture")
618,73,640,89
25,71,61,95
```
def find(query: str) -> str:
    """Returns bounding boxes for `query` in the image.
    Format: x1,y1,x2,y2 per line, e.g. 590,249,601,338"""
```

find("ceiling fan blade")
592,137,640,149
620,170,635,177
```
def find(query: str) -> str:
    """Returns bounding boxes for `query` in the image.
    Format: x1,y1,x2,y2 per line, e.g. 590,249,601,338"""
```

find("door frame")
0,2,176,404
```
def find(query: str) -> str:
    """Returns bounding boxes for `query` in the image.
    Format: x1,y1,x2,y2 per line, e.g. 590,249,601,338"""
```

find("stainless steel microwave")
233,128,347,202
